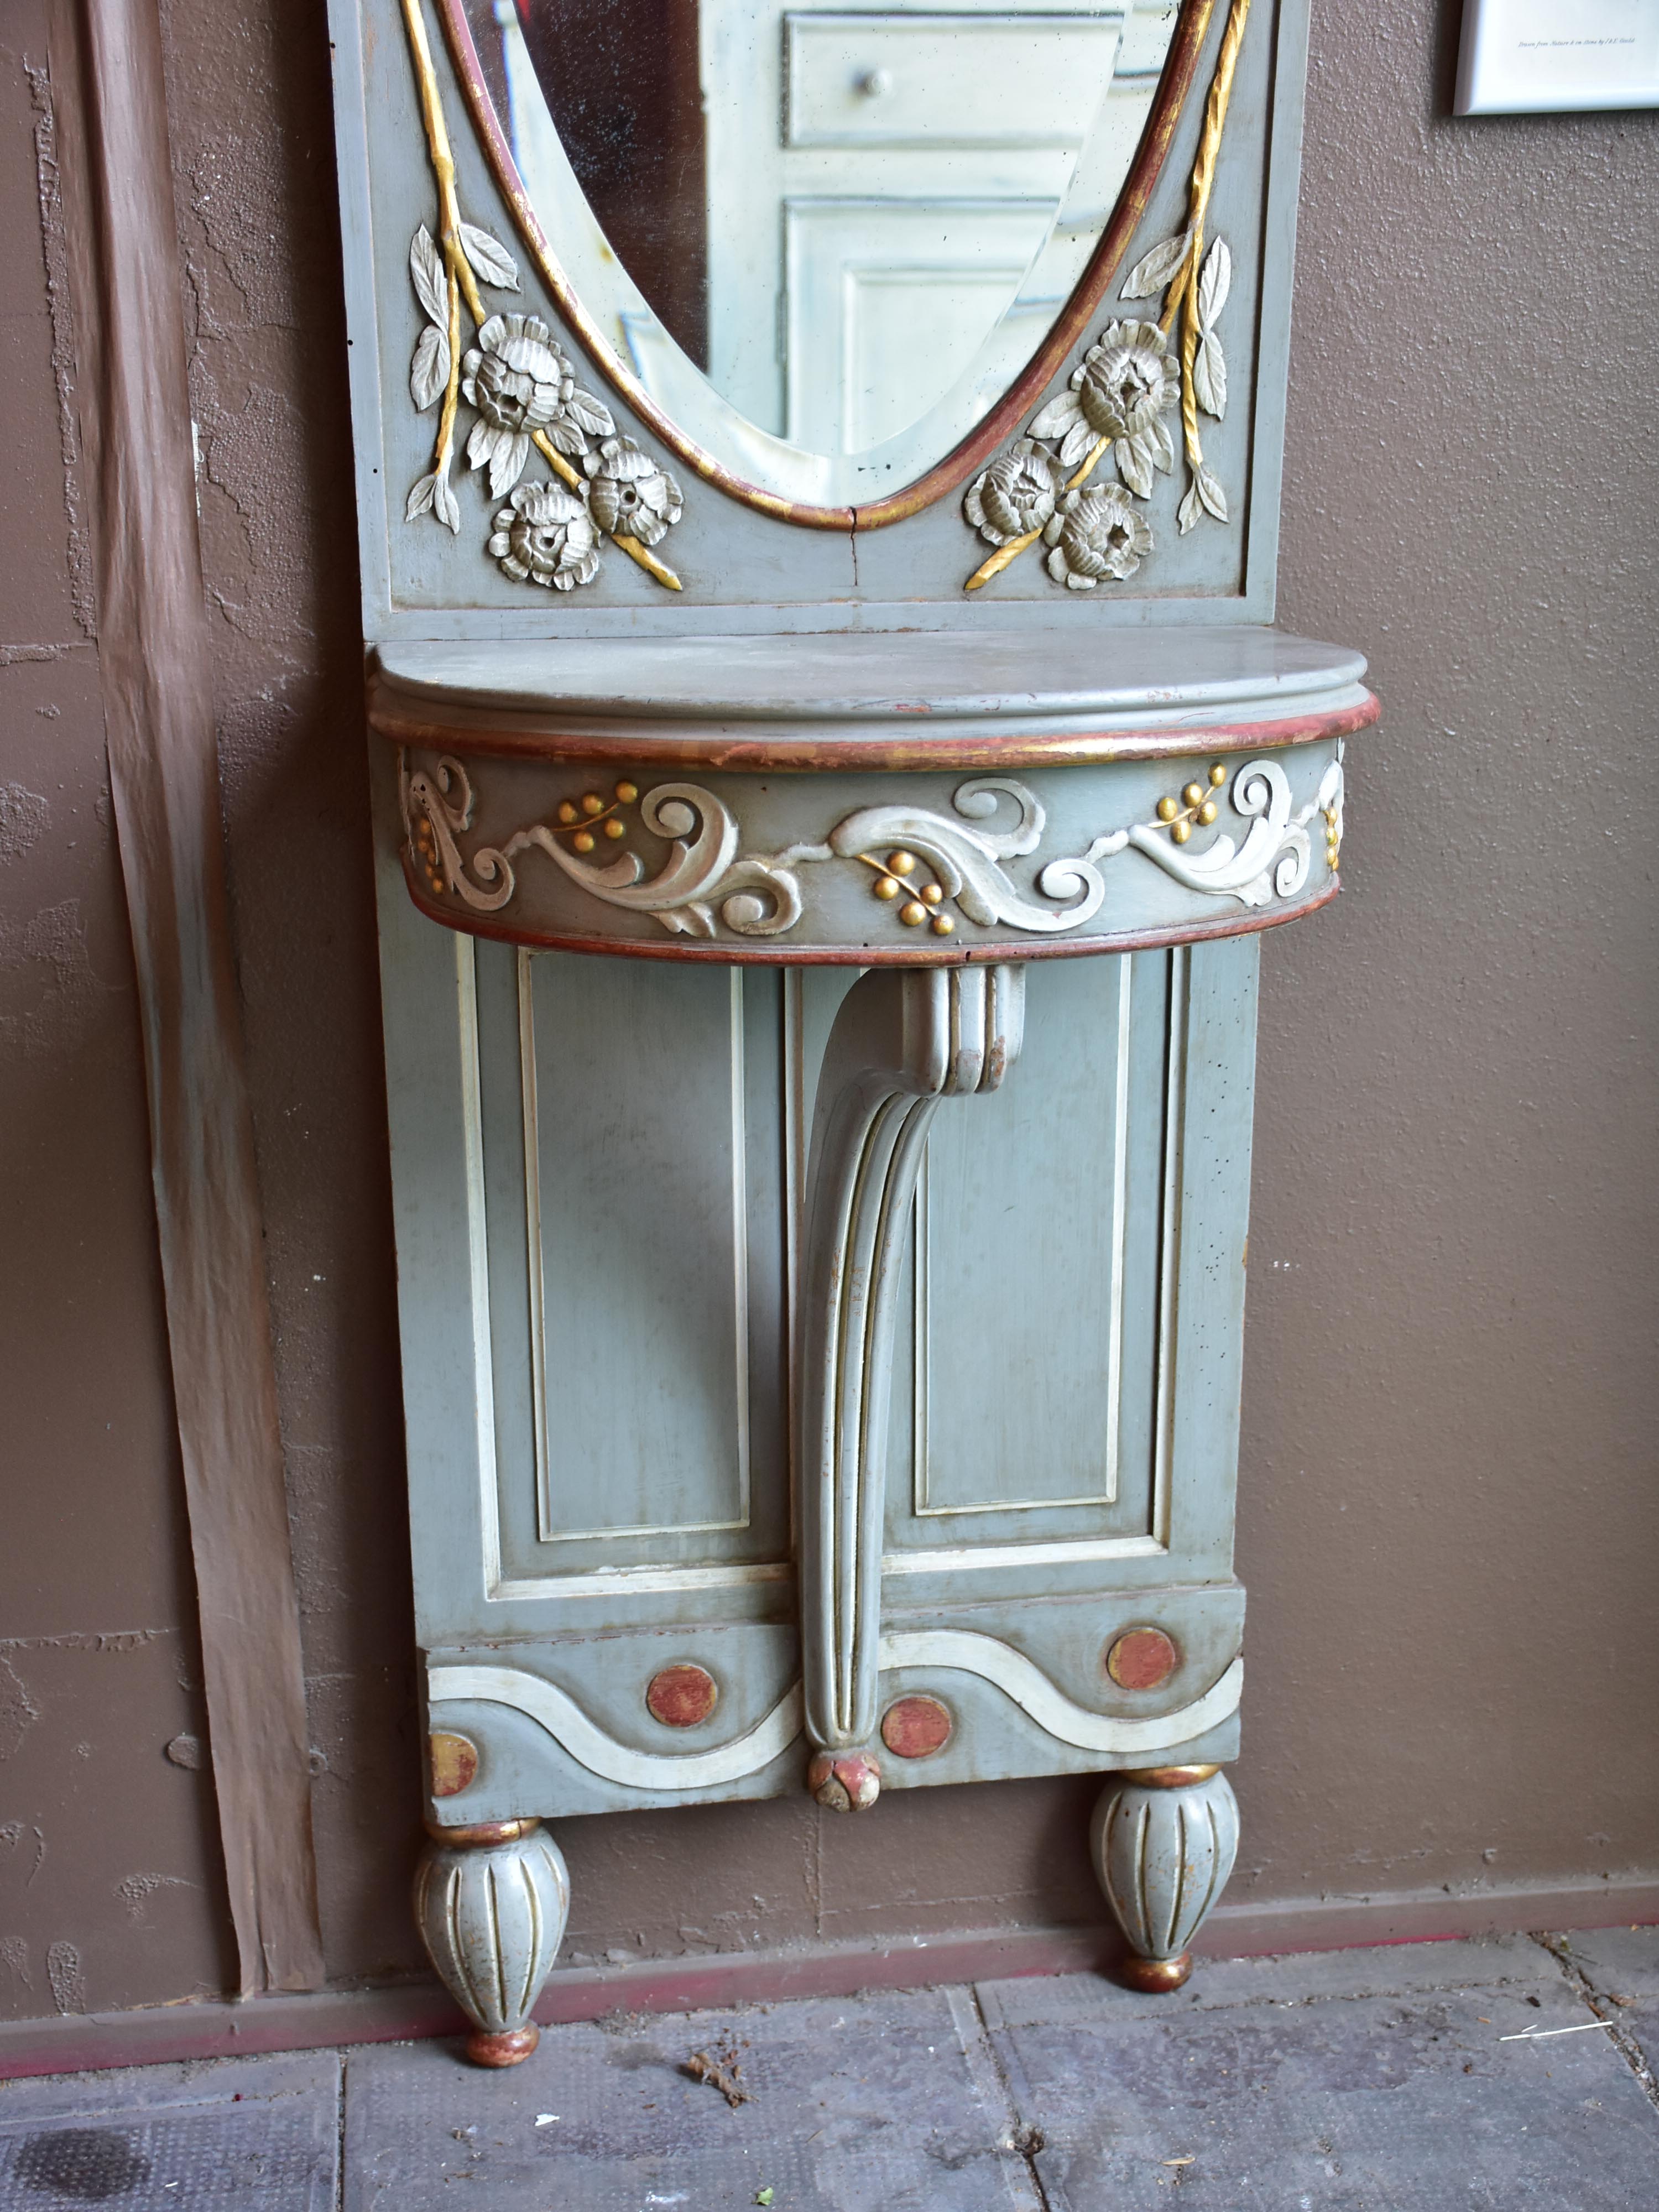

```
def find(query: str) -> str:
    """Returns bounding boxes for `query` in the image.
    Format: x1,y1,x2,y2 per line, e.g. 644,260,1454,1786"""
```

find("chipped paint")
0,898,111,1058
0,1656,39,1761
25,62,95,637
0,1629,171,1655
115,1873,199,1923
44,1941,85,2017
0,783,50,858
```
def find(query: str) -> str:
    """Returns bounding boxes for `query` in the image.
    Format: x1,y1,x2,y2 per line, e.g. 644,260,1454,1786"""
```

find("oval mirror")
448,0,1197,513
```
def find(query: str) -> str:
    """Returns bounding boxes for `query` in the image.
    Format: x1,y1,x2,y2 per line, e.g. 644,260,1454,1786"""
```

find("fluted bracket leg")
796,964,1025,1809
414,1817,570,2066
1091,1765,1240,1992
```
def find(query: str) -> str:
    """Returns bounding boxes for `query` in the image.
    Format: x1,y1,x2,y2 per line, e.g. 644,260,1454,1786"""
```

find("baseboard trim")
2,1875,1653,2081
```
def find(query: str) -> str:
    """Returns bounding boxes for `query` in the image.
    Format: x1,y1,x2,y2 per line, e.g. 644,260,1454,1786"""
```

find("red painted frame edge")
369,687,1380,773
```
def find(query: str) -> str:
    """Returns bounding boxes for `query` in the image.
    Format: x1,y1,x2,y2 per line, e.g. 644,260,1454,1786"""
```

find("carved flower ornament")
959,0,1253,593
1033,319,1179,463
461,313,615,500
1044,483,1153,589
397,21,685,596
963,439,1069,549
488,480,602,591
582,437,684,549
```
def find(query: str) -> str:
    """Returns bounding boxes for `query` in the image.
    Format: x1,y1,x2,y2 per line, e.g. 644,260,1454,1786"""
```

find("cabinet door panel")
880,950,1171,1552
480,949,790,1580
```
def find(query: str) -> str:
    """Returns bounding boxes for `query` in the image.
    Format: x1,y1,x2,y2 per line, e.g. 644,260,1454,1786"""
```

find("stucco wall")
0,0,1653,2019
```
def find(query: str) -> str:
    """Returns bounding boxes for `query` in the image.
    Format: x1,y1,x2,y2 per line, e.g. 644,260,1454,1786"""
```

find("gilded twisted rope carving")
398,0,683,589
962,0,1251,593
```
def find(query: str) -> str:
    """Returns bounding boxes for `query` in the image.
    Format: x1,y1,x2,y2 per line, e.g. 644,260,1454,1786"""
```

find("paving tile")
1557,1925,1659,2081
1559,1926,1659,2001
976,1934,1559,2030
0,2052,339,2212
985,1971,1659,2209
343,1987,1035,2211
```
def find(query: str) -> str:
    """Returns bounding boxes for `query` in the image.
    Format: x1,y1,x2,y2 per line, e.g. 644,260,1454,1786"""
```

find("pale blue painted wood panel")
477,949,791,1581
891,952,1172,1543
528,953,749,1543
371,760,500,1652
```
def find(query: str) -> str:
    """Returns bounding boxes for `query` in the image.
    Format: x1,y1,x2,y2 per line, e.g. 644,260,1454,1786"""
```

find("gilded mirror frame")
427,0,1221,528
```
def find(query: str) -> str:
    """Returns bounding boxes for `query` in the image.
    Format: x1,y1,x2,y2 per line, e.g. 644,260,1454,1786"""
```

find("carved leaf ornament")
962,0,1253,592
401,749,1344,943
397,0,684,589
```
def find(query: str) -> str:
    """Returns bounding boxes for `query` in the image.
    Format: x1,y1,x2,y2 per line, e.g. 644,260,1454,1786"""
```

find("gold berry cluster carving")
412,810,446,897
1154,761,1229,846
858,848,957,936
552,779,639,853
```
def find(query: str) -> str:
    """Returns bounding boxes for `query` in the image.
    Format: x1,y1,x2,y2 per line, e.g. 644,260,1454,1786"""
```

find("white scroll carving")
400,756,802,936
401,751,1342,942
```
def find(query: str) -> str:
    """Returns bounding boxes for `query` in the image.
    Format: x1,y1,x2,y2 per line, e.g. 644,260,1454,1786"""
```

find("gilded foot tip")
465,2023,540,2067
1118,1950,1193,1994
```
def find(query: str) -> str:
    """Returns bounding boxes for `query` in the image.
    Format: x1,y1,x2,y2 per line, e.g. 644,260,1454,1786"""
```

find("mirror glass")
464,0,1180,503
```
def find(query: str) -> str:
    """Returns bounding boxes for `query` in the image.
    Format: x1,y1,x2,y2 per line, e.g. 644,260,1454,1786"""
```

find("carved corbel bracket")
796,964,1025,1808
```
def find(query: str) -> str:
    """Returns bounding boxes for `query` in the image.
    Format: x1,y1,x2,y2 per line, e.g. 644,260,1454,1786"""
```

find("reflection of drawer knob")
646,1663,719,1728
880,1694,952,1759
855,66,894,98
1105,1628,1178,1691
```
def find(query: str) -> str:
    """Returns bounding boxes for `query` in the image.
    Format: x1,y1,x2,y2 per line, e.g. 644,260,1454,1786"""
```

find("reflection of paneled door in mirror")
701,0,1181,452
505,0,709,362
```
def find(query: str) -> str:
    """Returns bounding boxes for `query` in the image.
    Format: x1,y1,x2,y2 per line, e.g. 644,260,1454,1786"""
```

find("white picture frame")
1456,0,1659,112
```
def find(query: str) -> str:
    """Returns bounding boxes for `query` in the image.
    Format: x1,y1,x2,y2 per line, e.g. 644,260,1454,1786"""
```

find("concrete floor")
0,1929,1655,2209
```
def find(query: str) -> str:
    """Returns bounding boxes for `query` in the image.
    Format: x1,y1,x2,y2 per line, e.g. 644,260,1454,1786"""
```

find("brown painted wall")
1,3,232,2014
0,0,1653,2021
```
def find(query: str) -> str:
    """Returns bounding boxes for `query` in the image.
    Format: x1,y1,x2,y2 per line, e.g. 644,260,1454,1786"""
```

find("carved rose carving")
398,21,687,590
1043,483,1154,589
582,437,684,549
961,0,1253,592
1031,319,1180,465
962,439,1069,547
461,314,615,500
487,481,602,591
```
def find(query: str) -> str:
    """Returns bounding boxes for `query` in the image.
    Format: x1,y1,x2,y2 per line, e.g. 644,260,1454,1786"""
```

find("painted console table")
329,0,1376,2063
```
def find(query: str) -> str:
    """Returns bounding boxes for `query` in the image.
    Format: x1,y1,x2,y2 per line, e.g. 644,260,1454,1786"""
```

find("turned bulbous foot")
414,1815,570,2068
1091,1764,1239,1994
807,1750,881,1811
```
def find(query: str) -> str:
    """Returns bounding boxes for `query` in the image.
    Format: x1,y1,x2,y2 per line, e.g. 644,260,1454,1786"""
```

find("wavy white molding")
428,1663,804,1790
432,1643,1241,1790
878,1631,1243,1754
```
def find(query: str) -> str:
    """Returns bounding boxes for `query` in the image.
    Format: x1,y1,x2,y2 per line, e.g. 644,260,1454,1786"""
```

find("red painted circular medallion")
1105,1628,1178,1691
880,1694,953,1760
646,1663,719,1728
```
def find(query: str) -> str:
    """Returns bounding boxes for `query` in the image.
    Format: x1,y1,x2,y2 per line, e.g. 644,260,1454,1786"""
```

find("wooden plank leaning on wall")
44,0,326,1995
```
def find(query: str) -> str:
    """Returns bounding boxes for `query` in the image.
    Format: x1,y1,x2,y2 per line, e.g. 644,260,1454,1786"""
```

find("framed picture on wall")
1456,0,1659,112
